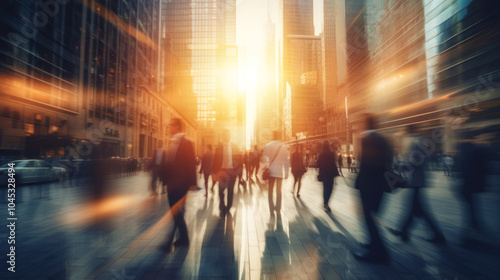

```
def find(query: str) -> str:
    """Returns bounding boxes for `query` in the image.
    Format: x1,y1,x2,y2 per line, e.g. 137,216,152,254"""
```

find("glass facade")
163,0,237,129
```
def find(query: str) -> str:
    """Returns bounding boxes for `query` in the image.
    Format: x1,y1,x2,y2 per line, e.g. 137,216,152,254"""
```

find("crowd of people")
148,115,494,263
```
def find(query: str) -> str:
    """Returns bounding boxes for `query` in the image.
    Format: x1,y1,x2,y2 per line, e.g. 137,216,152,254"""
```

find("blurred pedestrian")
353,114,392,262
212,129,242,217
291,144,307,197
455,133,492,247
388,125,446,244
200,145,214,197
262,131,289,217
337,152,344,177
160,118,197,252
150,142,165,196
317,141,340,212
347,155,352,173
250,145,260,179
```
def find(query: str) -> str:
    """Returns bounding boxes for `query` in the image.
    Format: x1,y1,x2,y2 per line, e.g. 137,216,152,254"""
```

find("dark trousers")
218,171,236,212
360,190,386,255
268,177,283,212
400,188,442,236
166,191,189,245
461,190,480,231
151,171,159,194
292,174,303,194
323,178,334,205
203,172,211,192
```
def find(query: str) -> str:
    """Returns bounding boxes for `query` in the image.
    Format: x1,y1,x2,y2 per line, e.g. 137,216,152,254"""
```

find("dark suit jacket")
162,136,197,194
456,142,489,193
317,150,339,181
355,131,393,211
200,151,214,175
212,143,243,178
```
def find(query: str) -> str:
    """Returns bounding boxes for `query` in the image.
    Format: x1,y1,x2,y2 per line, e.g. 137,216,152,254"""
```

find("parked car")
0,159,67,185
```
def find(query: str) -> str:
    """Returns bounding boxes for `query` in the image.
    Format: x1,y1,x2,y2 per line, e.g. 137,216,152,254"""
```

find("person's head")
323,141,330,152
169,118,183,135
254,145,258,150
363,113,377,131
206,144,212,151
221,129,231,144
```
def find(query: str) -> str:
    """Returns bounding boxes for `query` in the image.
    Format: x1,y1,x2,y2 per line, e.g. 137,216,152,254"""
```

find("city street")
1,169,499,280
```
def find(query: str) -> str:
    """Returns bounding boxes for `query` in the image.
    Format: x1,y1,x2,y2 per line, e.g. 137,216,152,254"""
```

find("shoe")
159,243,172,253
387,228,409,242
324,205,331,212
211,188,215,194
297,193,300,198
353,251,389,263
424,234,446,244
173,239,190,247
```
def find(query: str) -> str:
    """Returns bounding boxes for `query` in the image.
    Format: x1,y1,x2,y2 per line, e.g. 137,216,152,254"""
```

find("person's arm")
284,148,290,178
186,141,197,188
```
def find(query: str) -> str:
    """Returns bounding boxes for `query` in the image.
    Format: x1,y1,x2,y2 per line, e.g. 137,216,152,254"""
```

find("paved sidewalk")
0,169,499,279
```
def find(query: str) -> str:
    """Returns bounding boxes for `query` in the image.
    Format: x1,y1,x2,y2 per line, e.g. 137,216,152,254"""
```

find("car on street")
0,159,67,185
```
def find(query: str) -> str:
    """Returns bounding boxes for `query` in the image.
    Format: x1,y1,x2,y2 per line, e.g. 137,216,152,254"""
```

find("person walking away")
337,152,344,177
291,144,307,197
150,143,165,196
387,124,446,244
353,114,392,262
160,118,197,252
317,141,340,212
262,131,289,217
212,129,242,217
200,145,214,197
455,133,491,247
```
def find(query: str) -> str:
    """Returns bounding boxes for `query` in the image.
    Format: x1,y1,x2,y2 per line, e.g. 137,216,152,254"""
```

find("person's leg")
297,175,302,196
360,191,386,255
227,174,236,210
276,178,282,212
166,192,188,247
204,172,209,194
292,174,298,193
268,177,276,214
417,188,445,240
323,179,333,207
399,188,417,238
151,172,158,195
219,177,227,213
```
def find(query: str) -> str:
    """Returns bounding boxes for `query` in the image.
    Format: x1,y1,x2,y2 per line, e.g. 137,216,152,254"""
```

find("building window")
12,111,20,129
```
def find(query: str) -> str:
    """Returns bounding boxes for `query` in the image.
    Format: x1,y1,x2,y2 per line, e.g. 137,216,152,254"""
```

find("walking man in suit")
212,129,242,217
160,118,197,252
354,114,392,262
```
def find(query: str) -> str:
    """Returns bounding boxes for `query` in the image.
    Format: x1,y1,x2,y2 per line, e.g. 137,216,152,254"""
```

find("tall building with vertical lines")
162,0,237,131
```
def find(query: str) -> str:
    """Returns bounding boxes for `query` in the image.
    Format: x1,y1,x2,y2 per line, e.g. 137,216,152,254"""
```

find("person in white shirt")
262,130,289,217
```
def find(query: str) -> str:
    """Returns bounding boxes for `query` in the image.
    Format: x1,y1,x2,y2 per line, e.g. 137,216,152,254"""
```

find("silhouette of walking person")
388,124,446,243
353,114,392,263
291,144,306,198
317,141,340,212
160,118,197,252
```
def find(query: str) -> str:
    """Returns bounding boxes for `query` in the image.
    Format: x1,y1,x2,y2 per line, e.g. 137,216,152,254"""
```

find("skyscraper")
162,0,237,130
279,0,323,141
